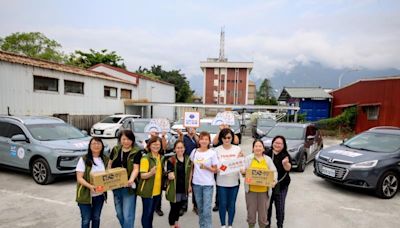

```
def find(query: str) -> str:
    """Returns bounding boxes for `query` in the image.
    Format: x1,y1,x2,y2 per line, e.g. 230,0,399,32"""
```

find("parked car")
119,118,177,152
314,126,400,199
90,114,140,138
197,118,220,145
261,122,323,172
170,119,186,135
252,118,277,139
231,118,243,144
0,116,109,184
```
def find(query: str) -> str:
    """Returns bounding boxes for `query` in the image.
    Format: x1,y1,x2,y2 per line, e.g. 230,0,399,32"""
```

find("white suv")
91,114,140,138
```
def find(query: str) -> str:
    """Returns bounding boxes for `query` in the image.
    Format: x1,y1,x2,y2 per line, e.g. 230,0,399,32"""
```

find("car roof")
0,115,64,125
274,122,310,128
109,114,140,118
368,126,400,135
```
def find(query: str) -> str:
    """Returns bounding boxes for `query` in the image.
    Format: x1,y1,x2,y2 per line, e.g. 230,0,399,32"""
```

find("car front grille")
93,129,104,135
317,162,349,180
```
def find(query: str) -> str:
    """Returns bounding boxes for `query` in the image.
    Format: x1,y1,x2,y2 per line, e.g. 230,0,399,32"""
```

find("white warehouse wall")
0,61,134,116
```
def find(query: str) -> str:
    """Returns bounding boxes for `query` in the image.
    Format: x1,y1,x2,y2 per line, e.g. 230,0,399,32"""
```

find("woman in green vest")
76,137,109,228
137,136,164,228
108,130,142,228
165,140,192,228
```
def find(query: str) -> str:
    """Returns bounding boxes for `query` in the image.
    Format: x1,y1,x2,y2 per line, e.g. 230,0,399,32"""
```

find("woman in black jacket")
264,135,292,228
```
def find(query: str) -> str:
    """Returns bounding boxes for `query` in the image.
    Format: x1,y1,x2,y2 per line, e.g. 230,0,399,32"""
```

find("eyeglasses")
223,137,232,140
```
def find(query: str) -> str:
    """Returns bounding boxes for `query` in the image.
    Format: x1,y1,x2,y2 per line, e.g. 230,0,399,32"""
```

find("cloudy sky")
1,0,399,92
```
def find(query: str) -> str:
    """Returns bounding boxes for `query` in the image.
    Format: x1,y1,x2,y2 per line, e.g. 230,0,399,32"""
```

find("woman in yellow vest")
137,136,164,228
76,137,109,228
241,139,277,228
165,140,192,228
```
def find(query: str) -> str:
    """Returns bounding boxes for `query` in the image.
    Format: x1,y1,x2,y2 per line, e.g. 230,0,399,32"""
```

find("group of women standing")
75,127,292,228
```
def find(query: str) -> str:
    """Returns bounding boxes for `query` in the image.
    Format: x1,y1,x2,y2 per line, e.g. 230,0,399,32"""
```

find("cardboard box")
245,168,274,187
90,167,128,192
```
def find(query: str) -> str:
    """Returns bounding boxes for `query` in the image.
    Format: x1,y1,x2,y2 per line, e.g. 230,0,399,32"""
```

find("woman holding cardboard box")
265,135,292,228
109,130,142,228
241,139,277,228
76,137,109,228
137,136,164,228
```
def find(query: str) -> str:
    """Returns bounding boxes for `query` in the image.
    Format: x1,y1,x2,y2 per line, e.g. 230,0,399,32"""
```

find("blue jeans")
193,184,213,228
78,195,105,228
217,185,239,226
113,188,137,228
141,195,161,228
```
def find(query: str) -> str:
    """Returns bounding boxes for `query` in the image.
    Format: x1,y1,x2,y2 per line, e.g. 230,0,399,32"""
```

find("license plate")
321,166,336,177
95,130,102,135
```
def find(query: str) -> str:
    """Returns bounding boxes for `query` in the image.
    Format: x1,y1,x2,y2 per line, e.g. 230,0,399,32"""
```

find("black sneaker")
212,205,219,212
155,209,164,216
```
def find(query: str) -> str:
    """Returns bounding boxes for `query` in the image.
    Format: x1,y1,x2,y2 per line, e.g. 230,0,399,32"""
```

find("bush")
316,107,357,137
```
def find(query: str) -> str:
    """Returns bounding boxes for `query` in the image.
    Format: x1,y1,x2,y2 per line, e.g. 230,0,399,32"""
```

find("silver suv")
0,116,109,184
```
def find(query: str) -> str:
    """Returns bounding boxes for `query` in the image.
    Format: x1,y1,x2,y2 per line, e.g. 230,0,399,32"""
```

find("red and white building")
200,58,253,105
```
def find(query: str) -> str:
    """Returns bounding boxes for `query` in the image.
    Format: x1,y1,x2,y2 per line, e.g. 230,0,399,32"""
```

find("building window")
366,106,379,120
214,79,219,86
34,76,58,92
64,80,84,94
104,86,117,98
121,89,132,99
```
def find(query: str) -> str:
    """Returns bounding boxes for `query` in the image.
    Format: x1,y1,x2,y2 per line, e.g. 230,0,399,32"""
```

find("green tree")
136,65,194,103
255,79,278,105
0,32,65,62
66,49,126,69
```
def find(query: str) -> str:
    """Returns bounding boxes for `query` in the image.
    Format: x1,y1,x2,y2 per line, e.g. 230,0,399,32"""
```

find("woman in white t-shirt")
75,137,109,228
189,131,219,228
215,128,244,228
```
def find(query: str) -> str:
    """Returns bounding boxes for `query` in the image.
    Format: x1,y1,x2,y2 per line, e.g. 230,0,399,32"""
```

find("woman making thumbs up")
264,135,292,228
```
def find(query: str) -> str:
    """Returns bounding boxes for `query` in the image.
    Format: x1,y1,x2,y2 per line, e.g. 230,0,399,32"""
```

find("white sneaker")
221,226,226,228
228,226,233,228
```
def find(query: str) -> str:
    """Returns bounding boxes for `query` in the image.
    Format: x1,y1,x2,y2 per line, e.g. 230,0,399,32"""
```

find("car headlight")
55,149,74,154
234,128,240,134
256,129,264,135
350,160,378,169
315,151,321,160
288,147,297,153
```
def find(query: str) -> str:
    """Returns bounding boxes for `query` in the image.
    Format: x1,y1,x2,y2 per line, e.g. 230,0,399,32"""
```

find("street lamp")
338,68,360,88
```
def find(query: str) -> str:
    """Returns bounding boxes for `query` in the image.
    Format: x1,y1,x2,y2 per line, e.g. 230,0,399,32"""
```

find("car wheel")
297,152,307,172
31,158,54,185
115,129,120,138
376,171,398,199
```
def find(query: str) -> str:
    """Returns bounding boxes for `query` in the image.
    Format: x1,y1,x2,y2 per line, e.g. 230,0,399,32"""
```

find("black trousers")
267,184,289,228
169,201,184,225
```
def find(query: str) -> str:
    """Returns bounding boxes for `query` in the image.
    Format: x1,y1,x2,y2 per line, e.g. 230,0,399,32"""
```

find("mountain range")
189,61,400,97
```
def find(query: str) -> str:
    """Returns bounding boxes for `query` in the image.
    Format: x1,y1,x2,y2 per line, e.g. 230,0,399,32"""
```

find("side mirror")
342,138,348,143
81,130,88,136
11,134,29,143
307,135,315,141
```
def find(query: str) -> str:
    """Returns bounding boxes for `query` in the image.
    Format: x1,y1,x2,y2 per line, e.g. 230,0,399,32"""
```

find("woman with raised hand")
189,131,219,228
76,137,109,228
265,135,292,228
137,136,164,228
165,140,192,228
241,139,277,228
215,128,243,228
108,130,142,228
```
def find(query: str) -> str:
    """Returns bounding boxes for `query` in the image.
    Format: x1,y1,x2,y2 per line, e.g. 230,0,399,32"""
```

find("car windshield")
100,116,121,123
258,119,276,128
133,121,150,133
343,132,400,153
266,126,304,140
198,122,219,134
27,123,85,141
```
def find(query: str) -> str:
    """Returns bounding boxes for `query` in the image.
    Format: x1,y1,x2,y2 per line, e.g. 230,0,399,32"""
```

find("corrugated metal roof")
278,87,332,100
0,50,135,85
89,63,175,86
